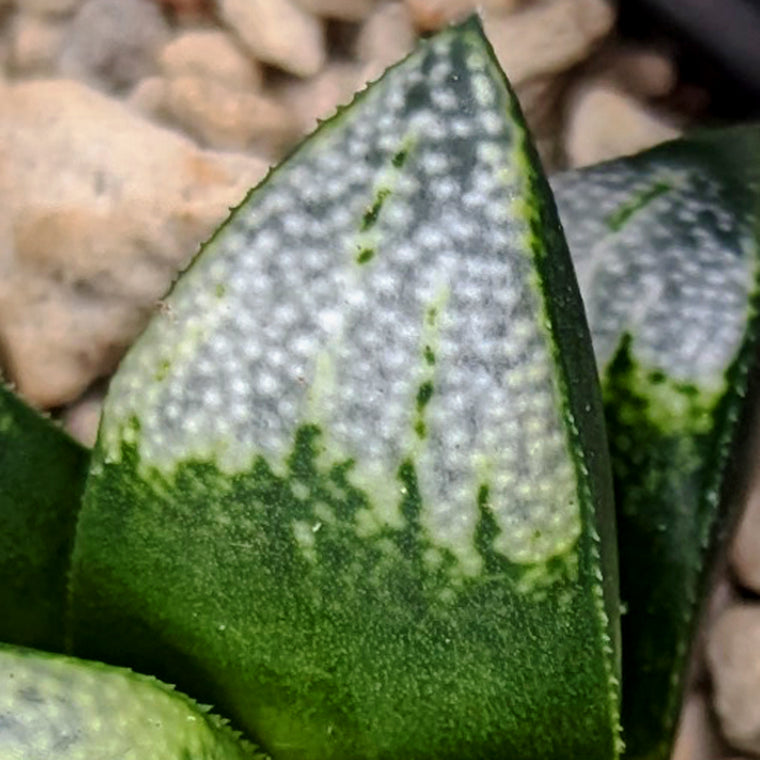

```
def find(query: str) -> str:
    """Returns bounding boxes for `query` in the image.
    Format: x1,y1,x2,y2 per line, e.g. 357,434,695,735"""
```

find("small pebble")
671,690,726,760
219,0,326,78
731,473,760,595
9,12,66,74
159,29,263,91
483,0,614,87
58,0,170,91
603,45,678,98
355,1,416,80
165,74,297,152
62,385,106,448
564,82,681,167
707,604,760,756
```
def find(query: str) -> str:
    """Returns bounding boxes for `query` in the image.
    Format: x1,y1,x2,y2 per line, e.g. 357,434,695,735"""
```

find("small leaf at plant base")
70,19,620,760
0,644,266,759
0,382,89,652
552,125,760,760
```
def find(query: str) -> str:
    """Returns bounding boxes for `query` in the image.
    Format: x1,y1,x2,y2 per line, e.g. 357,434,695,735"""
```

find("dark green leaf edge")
0,381,90,652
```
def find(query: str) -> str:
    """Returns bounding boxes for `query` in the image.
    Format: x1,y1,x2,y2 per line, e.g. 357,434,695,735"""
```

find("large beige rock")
483,0,614,86
58,0,170,91
514,75,563,135
707,604,760,756
219,0,325,78
158,29,263,91
0,79,268,407
564,82,681,167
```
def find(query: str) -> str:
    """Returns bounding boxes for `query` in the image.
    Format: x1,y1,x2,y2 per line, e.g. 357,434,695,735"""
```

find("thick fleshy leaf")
552,125,760,760
0,383,89,651
70,19,620,760
0,644,266,759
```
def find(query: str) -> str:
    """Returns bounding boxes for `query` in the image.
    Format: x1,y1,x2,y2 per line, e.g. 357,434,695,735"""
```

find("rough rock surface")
707,605,760,756
688,574,739,693
0,78,268,406
126,75,168,117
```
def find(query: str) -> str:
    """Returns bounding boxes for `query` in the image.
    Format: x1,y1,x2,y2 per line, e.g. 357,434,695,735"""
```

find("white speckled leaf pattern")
104,29,575,569
552,152,758,389
0,646,257,759
71,20,620,760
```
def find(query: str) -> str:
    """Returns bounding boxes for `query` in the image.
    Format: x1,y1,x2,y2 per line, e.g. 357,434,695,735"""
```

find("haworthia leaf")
552,125,760,760
0,644,267,759
70,19,620,760
0,383,89,651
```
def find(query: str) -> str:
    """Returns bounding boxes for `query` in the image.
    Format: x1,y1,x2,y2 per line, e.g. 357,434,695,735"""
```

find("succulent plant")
2,17,759,760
